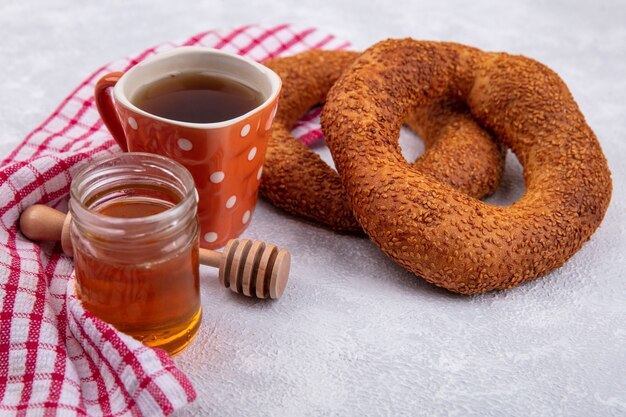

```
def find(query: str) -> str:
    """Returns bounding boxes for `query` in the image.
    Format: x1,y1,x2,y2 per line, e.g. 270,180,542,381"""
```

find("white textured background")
2,1,625,416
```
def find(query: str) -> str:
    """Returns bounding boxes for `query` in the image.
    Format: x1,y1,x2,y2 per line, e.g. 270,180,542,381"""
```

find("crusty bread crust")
321,39,612,294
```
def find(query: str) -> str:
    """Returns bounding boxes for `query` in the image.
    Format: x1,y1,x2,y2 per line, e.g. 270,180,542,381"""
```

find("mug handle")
95,72,128,151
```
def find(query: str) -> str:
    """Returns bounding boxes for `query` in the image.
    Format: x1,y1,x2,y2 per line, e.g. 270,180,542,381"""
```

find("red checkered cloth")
0,24,350,416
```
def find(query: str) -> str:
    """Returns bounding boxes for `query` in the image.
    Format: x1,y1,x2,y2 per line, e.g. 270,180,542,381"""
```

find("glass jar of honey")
69,152,201,355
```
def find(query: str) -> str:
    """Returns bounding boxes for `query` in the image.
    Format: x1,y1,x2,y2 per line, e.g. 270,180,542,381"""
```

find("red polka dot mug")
94,47,282,249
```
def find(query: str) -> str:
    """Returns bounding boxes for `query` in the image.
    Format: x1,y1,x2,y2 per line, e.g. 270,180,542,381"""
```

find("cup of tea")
95,47,282,248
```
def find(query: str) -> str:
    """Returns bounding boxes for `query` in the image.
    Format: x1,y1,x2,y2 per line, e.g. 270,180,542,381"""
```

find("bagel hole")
398,125,426,163
309,140,336,170
310,127,425,168
294,105,338,170
483,150,526,206
297,106,425,171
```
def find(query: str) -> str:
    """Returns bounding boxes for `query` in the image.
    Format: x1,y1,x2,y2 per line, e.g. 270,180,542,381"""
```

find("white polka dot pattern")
210,171,225,184
177,138,193,151
204,232,218,243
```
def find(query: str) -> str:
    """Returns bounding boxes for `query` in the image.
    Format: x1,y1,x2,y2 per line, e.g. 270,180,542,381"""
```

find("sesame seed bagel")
261,50,504,233
321,39,612,294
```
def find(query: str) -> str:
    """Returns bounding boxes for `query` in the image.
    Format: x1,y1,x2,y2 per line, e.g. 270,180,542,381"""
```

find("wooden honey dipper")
20,204,291,299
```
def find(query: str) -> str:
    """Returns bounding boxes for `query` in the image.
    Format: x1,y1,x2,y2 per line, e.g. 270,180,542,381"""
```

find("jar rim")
70,152,198,239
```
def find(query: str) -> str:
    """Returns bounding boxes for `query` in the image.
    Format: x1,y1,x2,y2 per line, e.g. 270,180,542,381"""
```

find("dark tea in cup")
132,73,265,123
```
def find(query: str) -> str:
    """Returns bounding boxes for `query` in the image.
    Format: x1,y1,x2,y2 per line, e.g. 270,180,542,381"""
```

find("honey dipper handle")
20,204,65,241
20,204,73,255
198,248,222,268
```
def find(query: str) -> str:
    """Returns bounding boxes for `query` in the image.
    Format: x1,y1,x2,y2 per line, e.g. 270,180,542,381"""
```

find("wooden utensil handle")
19,204,73,255
199,248,222,268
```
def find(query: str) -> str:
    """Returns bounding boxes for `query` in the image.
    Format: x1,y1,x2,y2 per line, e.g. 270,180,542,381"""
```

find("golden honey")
69,153,201,355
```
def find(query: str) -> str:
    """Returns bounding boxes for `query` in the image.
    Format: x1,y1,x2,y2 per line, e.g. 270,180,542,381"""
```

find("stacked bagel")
260,41,612,294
